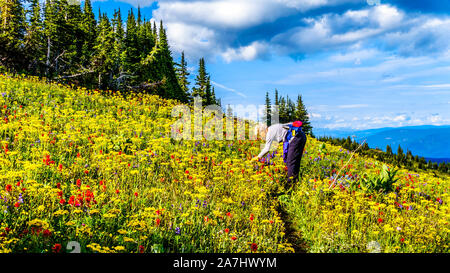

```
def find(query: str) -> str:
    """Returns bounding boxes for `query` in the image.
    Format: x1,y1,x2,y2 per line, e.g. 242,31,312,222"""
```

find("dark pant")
287,131,307,184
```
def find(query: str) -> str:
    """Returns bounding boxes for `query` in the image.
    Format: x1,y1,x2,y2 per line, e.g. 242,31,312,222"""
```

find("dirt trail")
277,203,309,253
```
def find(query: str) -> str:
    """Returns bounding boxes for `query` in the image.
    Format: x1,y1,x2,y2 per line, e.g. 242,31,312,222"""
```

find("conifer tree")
175,51,191,100
274,89,279,106
294,94,312,135
25,0,44,74
397,145,405,165
124,9,139,78
156,20,184,101
278,96,288,123
192,58,208,102
93,14,114,89
265,91,271,126
0,0,26,71
81,0,96,67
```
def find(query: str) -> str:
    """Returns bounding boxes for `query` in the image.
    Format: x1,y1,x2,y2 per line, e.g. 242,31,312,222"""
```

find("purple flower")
175,227,181,235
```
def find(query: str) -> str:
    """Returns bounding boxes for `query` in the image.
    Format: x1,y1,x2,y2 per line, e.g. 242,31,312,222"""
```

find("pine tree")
265,91,271,126
386,145,393,156
192,57,208,102
81,0,96,67
43,0,59,77
397,145,405,165
92,14,114,89
124,9,139,79
111,8,125,89
286,96,295,121
0,0,27,71
63,1,85,75
25,0,45,74
175,51,190,100
211,86,219,106
156,20,184,101
278,96,288,123
294,94,312,135
274,89,279,106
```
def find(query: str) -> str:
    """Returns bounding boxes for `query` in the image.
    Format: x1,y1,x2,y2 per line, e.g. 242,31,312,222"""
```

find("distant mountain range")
314,125,450,163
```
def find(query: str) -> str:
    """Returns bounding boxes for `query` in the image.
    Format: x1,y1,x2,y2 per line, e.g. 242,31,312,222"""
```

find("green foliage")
350,165,399,194
0,0,204,104
265,89,313,136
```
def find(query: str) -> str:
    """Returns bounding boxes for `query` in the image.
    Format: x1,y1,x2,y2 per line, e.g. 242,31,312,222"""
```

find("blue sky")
89,0,450,131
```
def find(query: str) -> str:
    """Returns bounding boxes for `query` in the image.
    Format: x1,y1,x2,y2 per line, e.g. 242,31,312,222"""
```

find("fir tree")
175,51,191,101
294,94,312,135
25,0,45,74
92,14,114,89
265,91,271,126
0,0,27,71
278,96,288,123
192,57,208,103
81,0,96,67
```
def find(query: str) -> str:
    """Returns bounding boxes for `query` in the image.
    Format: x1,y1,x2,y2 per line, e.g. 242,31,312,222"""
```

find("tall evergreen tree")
286,95,295,121
124,9,139,79
265,91,271,126
92,14,114,89
274,89,279,106
397,145,405,165
192,57,208,102
81,0,96,67
24,0,44,74
294,94,312,135
175,51,191,100
278,96,288,123
156,20,184,101
0,0,27,71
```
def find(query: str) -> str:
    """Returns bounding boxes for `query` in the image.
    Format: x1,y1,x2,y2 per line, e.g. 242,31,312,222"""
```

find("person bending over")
251,121,307,184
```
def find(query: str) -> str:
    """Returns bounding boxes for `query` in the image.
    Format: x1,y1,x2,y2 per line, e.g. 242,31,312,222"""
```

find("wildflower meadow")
0,75,448,253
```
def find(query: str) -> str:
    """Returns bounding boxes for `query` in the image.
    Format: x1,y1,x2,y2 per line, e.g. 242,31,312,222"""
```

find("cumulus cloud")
221,41,269,63
151,0,370,61
147,0,450,64
272,4,405,55
383,17,450,57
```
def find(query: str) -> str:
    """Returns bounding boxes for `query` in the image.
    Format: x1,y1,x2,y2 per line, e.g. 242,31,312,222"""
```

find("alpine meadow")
0,0,449,256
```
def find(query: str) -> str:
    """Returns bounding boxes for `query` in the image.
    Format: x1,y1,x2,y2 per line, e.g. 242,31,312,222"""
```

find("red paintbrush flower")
52,243,62,253
251,243,258,252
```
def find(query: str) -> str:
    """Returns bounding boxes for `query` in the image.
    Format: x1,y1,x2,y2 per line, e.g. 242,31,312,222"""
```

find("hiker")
251,121,307,184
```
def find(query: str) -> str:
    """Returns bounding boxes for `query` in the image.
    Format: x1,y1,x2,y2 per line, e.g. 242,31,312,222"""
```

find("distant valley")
314,125,450,163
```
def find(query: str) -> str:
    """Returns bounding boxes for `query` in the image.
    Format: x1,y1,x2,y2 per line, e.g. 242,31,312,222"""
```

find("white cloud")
383,17,450,56
164,22,217,59
154,0,287,29
221,41,269,63
272,4,405,55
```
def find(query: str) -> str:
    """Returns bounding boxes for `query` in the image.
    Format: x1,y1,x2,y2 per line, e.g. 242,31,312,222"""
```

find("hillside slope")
0,75,448,253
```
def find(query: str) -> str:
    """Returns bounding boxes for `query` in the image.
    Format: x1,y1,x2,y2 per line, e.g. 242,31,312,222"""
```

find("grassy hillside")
0,75,448,253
